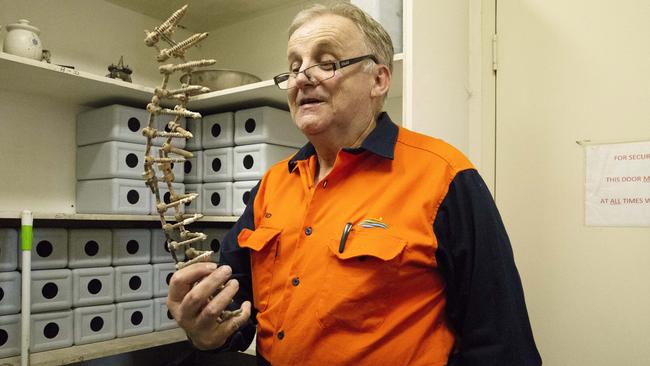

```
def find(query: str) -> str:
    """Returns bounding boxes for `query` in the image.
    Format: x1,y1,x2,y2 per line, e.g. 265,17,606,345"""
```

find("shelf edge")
0,328,186,366
0,212,239,223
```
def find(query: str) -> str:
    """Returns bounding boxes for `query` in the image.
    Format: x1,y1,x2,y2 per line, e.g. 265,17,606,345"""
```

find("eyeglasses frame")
273,54,379,90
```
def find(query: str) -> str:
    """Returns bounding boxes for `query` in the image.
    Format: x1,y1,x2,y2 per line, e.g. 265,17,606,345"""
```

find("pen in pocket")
338,222,353,253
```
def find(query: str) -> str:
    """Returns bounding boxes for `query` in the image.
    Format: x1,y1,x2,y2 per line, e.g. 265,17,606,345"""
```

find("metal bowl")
179,69,262,91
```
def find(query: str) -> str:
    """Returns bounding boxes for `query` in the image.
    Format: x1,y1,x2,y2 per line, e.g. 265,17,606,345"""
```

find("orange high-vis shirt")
218,113,541,366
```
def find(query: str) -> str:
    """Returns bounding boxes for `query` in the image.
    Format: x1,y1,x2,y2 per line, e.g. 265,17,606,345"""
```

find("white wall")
405,0,470,155
0,89,80,213
199,2,317,81
0,0,197,213
496,1,650,364
0,0,197,87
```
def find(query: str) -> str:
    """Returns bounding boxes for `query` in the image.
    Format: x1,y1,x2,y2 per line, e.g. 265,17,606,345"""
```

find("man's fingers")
196,279,240,325
180,265,233,317
168,262,218,303
197,299,252,349
222,300,252,335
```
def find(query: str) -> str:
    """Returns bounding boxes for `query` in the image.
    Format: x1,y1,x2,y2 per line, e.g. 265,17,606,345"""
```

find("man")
168,3,542,365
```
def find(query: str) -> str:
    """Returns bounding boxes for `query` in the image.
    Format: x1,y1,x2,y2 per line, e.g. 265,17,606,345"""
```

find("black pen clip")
338,222,353,253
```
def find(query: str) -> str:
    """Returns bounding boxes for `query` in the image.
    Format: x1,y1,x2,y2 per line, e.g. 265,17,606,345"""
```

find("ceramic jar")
2,19,43,60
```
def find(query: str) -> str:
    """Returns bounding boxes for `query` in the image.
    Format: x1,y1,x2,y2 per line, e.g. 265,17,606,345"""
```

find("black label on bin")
126,240,139,254
36,240,53,258
42,282,59,299
88,279,102,294
90,316,104,332
131,311,143,325
129,276,142,290
43,322,59,339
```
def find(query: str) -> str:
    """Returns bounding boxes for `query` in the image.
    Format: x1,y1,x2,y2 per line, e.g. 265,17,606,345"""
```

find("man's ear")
370,64,391,98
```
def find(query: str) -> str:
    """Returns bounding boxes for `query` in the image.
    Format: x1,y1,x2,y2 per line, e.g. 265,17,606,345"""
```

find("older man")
167,3,541,365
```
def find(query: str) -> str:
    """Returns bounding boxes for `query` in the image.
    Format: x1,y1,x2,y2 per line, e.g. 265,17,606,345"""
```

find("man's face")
286,14,375,138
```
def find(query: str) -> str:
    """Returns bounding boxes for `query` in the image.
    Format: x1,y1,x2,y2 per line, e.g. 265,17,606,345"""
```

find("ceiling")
105,0,310,31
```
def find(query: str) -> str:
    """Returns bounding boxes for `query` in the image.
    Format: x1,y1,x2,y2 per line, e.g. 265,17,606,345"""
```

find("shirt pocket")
237,226,281,312
316,230,407,332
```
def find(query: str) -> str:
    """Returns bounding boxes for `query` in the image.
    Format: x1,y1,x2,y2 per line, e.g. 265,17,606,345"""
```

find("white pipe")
20,210,32,366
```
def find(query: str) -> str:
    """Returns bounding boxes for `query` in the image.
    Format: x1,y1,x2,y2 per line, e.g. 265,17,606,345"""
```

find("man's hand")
167,262,252,350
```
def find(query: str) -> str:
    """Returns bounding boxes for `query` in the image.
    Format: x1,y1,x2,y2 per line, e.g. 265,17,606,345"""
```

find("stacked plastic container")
188,106,305,216
0,226,193,355
0,229,20,358
16,227,76,353
75,104,185,215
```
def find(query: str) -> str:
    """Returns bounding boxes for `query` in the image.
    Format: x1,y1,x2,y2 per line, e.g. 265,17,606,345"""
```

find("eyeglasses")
273,54,378,90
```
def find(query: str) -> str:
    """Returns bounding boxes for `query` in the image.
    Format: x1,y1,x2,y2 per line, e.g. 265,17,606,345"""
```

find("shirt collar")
288,112,398,173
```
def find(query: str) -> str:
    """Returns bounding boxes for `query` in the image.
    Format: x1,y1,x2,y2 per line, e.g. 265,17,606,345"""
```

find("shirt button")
304,227,312,236
292,277,300,286
277,330,285,340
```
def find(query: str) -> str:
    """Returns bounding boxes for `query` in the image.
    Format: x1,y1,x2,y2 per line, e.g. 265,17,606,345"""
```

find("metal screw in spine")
142,4,240,323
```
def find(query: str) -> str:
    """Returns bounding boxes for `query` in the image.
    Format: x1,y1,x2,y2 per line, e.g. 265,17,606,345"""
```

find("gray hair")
288,2,394,73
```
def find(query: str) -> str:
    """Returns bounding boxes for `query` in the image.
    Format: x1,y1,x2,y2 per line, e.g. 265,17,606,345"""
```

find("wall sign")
585,141,650,227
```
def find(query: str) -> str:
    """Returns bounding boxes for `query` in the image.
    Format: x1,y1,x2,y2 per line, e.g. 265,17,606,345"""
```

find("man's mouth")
299,98,323,106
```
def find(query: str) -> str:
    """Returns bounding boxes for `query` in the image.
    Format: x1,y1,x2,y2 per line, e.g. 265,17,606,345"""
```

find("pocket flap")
237,227,281,251
328,230,406,261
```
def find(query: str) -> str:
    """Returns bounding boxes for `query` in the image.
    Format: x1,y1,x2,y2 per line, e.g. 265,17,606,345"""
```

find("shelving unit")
0,328,256,366
0,328,185,366
0,51,403,113
0,50,403,220
0,212,239,230
0,211,238,222
0,211,238,224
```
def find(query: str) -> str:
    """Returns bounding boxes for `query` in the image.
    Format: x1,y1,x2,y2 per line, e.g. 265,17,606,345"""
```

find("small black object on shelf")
106,56,133,82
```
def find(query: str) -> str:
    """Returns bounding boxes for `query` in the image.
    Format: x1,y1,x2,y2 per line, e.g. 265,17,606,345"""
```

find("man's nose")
293,69,313,89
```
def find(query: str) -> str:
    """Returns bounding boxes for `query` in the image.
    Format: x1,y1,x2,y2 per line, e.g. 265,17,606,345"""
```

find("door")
496,1,650,365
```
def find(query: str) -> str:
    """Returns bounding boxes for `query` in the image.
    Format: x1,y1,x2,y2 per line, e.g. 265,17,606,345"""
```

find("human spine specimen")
142,5,214,271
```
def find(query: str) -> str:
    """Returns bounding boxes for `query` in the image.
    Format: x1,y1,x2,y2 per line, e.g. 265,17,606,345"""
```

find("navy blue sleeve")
433,169,542,366
202,181,260,353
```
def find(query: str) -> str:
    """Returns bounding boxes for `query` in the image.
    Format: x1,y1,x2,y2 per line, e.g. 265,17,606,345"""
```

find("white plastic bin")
150,182,185,215
153,297,178,331
152,263,175,297
116,300,154,338
202,112,234,149
232,180,258,216
76,104,149,146
0,272,20,315
18,228,68,270
114,264,153,302
202,182,233,216
77,141,184,182
112,229,151,266
73,304,116,345
72,267,114,307
233,143,297,181
31,269,72,313
185,117,202,151
234,106,306,148
30,310,74,352
198,228,229,262
0,229,17,272
0,313,20,358
76,178,151,215
184,183,202,214
203,147,234,182
68,229,112,268
155,117,187,149
150,229,184,264
183,150,203,183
